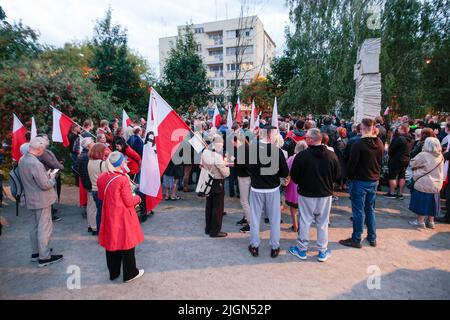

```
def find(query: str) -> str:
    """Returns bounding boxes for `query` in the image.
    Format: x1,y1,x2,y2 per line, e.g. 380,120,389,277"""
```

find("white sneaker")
125,269,145,283
409,220,426,229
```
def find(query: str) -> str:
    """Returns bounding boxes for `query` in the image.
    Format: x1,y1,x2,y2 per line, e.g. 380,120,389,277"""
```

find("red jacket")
124,147,141,175
97,172,143,251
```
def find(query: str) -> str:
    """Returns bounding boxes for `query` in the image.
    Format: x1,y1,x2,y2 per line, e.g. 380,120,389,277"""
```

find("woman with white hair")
409,137,444,229
97,151,144,283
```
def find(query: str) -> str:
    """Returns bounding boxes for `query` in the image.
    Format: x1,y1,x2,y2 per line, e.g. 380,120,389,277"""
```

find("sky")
2,0,291,77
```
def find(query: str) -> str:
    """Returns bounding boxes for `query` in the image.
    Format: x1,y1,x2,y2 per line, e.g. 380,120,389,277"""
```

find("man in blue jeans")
340,118,384,248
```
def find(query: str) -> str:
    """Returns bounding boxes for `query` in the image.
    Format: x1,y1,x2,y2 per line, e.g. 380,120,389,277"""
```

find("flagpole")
50,105,96,139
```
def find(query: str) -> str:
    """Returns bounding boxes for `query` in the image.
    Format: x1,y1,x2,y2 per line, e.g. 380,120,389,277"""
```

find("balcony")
207,71,224,78
206,38,223,49
206,55,223,64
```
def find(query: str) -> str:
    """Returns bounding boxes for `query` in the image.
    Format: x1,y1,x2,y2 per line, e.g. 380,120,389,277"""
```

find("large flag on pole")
272,97,279,129
226,103,233,129
31,116,37,140
122,109,132,130
12,114,27,162
212,106,221,128
255,112,261,130
52,107,75,147
235,97,242,123
140,88,190,212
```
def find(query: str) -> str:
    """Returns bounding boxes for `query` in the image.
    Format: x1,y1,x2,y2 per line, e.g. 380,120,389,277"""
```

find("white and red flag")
140,88,190,212
122,109,132,130
272,97,279,129
51,106,75,147
11,114,27,162
250,100,258,131
226,103,233,130
212,105,221,128
235,97,242,123
31,116,37,140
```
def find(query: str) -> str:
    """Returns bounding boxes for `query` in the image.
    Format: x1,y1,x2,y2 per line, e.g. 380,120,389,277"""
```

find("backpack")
9,166,24,216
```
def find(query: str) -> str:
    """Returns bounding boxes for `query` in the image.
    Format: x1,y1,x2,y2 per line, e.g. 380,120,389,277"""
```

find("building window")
209,49,223,56
196,44,202,52
226,45,253,56
227,63,239,72
240,62,253,71
210,79,224,88
194,27,204,34
226,47,237,56
226,28,253,39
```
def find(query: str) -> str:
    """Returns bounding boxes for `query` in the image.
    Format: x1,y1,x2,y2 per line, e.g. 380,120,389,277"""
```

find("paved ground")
0,183,449,300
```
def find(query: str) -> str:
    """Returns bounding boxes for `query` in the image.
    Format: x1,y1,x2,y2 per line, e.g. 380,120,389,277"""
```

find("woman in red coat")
97,151,144,283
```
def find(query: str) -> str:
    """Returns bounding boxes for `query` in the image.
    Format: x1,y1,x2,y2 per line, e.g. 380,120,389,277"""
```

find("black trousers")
105,248,139,282
205,179,225,236
446,183,450,217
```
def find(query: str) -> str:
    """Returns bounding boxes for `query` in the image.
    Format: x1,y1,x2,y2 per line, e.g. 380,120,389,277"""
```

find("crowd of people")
1,109,449,283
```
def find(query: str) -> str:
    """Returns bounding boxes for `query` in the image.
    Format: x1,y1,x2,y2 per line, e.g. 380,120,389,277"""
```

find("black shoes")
52,215,62,222
339,238,362,249
397,194,404,200
92,231,98,236
240,225,250,233
368,239,377,247
31,248,53,262
38,255,63,268
248,245,259,257
383,193,397,199
271,248,280,258
88,227,93,233
210,232,227,238
236,217,247,226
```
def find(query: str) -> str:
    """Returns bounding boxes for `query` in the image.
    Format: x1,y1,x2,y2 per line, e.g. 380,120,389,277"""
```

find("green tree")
90,8,149,113
0,6,41,65
159,24,211,113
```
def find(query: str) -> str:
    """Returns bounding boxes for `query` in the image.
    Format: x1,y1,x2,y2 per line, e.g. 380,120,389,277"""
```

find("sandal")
171,196,181,201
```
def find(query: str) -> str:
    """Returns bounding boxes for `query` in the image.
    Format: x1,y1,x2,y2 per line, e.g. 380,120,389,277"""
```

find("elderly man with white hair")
201,134,230,238
18,137,63,267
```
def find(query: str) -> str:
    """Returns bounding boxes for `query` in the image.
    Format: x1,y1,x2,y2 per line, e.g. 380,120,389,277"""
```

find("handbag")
407,159,443,191
196,168,215,196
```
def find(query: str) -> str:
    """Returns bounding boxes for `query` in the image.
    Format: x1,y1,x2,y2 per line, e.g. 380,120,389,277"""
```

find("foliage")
275,0,449,118
0,5,41,65
240,76,283,112
90,8,151,115
158,24,211,113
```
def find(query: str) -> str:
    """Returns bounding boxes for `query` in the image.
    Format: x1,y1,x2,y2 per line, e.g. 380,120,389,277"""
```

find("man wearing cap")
248,124,289,258
18,137,63,267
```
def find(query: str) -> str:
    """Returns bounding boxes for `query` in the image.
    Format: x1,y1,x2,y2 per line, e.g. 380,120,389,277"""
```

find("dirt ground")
0,183,449,300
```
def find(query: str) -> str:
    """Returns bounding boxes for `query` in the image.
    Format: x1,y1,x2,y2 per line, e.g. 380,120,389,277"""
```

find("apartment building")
159,16,276,102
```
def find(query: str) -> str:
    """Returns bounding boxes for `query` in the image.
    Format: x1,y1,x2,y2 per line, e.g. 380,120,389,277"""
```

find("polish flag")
255,113,261,130
31,116,37,140
52,107,75,147
212,106,221,128
235,97,242,123
140,88,190,212
12,114,27,162
122,109,132,130
226,103,233,130
272,97,279,129
249,100,258,131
